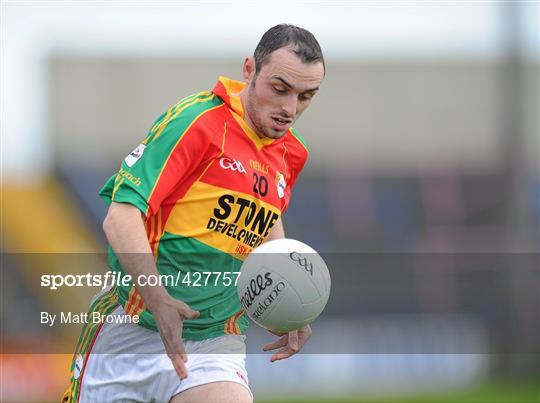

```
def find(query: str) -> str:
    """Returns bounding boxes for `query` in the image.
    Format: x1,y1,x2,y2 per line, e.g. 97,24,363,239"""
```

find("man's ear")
242,57,256,83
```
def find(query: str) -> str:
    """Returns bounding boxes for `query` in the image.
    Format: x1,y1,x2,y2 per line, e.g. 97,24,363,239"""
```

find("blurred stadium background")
1,2,538,402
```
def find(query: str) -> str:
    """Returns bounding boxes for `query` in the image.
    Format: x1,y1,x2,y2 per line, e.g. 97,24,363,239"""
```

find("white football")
237,238,331,333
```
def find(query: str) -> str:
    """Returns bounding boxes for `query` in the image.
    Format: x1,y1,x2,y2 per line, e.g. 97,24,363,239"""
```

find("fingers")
270,347,295,362
177,301,200,320
288,330,299,352
264,330,300,362
160,324,189,378
168,353,189,380
299,324,312,339
262,334,288,351
157,309,192,380
152,298,200,380
163,334,189,380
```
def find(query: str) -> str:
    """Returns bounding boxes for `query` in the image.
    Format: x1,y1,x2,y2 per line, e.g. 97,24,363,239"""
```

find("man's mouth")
271,116,292,129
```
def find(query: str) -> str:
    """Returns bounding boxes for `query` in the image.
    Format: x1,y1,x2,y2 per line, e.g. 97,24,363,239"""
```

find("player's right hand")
151,296,200,380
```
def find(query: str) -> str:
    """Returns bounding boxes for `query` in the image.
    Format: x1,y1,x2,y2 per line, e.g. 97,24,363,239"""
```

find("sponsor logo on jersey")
249,160,269,174
206,194,280,249
219,157,246,174
124,143,146,167
275,172,286,198
73,354,84,380
118,167,142,187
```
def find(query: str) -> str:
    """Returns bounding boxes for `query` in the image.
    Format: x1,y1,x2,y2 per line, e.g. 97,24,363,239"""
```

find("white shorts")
63,289,251,403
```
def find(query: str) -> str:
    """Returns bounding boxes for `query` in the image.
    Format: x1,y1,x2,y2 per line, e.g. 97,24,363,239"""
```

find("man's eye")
299,95,313,102
273,87,287,94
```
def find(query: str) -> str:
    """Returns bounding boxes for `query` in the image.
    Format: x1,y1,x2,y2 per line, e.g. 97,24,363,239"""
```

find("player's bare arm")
267,217,285,241
102,201,200,379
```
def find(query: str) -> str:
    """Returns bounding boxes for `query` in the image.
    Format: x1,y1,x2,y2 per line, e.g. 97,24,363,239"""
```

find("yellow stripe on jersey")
281,142,289,173
152,93,215,141
125,285,147,317
124,287,137,316
150,107,173,138
144,102,224,216
224,309,244,334
153,209,163,256
111,177,125,199
163,181,281,255
146,92,205,139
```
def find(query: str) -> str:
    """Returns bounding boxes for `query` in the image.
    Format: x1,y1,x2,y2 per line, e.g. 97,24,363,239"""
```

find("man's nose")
281,94,297,117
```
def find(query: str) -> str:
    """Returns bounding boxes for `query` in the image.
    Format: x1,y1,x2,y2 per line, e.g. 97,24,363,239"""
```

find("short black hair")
253,24,325,74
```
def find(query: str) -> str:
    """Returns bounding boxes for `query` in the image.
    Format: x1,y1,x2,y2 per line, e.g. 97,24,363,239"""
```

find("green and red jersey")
100,76,309,340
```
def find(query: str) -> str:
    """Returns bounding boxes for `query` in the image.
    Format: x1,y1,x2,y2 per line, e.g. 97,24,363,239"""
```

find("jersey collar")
213,76,276,149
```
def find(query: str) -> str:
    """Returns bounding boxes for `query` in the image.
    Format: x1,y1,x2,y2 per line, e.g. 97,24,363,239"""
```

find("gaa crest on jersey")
219,157,246,174
124,143,146,167
275,172,286,198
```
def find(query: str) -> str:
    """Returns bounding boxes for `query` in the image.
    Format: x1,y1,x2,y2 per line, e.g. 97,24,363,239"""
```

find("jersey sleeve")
100,94,222,216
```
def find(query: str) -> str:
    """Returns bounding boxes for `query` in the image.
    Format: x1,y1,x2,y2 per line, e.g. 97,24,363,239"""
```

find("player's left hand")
262,324,312,362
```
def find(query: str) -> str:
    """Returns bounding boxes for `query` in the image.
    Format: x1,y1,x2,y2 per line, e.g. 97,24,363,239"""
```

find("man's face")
241,47,324,139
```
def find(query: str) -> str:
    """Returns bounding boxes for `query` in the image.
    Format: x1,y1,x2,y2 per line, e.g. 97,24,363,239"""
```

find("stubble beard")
245,79,285,140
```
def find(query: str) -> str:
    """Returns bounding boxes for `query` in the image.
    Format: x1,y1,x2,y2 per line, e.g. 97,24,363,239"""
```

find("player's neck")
239,90,266,140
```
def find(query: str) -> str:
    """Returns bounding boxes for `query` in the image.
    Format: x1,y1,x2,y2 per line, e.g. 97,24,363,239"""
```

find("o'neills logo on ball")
252,281,286,320
240,272,273,309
